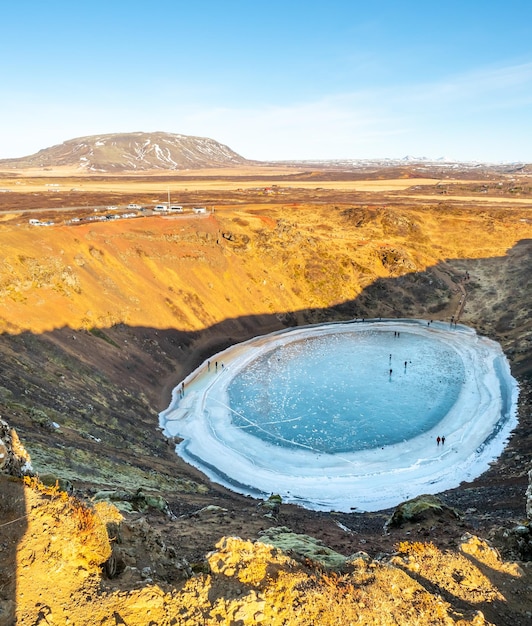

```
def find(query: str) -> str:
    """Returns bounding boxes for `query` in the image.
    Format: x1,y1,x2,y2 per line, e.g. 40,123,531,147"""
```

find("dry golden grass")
402,193,532,205
0,174,441,193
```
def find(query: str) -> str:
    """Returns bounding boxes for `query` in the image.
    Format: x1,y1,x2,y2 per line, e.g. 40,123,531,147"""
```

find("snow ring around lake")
159,319,518,512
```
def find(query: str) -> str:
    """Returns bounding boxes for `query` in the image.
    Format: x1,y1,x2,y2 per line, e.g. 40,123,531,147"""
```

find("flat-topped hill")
0,131,250,172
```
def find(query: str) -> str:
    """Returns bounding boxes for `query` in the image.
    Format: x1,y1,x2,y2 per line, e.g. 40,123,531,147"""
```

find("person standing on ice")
437,436,441,445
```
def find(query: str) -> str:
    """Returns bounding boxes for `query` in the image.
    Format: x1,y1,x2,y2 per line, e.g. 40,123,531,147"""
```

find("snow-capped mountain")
0,132,250,172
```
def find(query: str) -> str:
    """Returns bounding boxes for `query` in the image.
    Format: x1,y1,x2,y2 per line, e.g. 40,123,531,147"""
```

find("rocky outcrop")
0,417,32,477
384,494,461,530
92,488,172,515
257,526,351,569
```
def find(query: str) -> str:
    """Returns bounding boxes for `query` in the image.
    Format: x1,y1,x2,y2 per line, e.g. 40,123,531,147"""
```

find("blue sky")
1,0,531,162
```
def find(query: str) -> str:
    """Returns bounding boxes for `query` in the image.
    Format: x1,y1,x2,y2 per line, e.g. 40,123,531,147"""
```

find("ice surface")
159,320,518,512
227,330,464,453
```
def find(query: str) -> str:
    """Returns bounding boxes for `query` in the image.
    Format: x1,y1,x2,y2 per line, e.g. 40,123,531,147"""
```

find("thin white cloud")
181,61,532,160
1,61,530,162
388,61,532,109
181,96,409,160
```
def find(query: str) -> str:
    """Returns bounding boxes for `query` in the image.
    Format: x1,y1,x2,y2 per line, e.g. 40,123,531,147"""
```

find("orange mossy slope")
1,204,531,334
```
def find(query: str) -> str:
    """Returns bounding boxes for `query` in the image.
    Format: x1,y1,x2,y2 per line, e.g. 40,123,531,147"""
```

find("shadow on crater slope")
0,240,529,494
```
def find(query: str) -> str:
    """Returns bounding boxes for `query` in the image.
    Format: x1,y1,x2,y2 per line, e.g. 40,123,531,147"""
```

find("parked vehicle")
127,203,141,210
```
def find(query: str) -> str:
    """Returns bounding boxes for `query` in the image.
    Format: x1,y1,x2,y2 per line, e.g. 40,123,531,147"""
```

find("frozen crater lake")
160,319,518,512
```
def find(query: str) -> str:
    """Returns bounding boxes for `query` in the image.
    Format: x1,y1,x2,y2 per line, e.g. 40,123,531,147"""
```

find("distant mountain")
273,156,528,177
0,132,250,172
2,132,527,175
